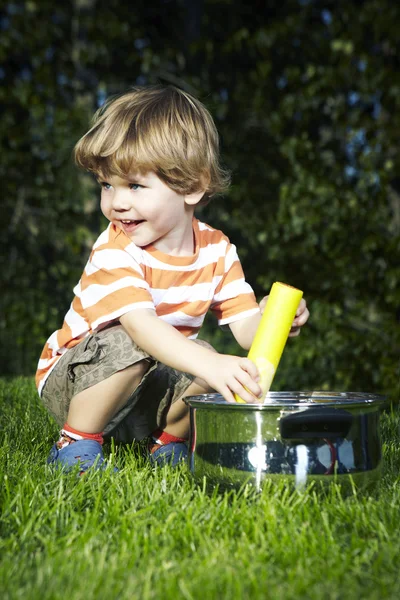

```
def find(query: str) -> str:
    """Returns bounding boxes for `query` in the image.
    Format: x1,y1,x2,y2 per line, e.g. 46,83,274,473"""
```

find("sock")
149,429,187,454
56,423,104,450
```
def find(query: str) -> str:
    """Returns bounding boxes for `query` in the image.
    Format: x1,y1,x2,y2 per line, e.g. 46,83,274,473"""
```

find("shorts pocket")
67,335,103,383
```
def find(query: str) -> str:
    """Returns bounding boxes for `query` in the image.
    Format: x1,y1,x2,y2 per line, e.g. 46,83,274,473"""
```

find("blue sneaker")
47,439,108,474
149,442,188,467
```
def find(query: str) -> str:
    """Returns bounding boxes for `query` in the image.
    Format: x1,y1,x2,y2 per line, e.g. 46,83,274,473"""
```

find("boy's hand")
259,296,310,337
200,354,262,404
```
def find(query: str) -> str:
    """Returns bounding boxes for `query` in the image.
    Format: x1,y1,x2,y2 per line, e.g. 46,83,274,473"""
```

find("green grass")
1,377,400,600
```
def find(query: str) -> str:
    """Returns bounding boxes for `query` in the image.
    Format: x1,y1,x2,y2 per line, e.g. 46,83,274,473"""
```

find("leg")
48,360,150,473
148,375,213,467
149,340,216,463
67,360,150,433
161,375,213,439
161,338,217,438
41,325,155,472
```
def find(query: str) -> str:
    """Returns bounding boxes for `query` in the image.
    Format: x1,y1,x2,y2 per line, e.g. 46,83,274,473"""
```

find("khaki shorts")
40,325,209,443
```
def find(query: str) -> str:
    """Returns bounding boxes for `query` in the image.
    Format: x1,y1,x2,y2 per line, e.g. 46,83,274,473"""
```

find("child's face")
99,172,203,253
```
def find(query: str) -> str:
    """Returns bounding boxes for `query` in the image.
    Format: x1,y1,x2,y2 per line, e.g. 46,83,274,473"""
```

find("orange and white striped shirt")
36,218,259,394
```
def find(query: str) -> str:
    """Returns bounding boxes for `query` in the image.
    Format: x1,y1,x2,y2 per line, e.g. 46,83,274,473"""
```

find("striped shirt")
36,218,259,394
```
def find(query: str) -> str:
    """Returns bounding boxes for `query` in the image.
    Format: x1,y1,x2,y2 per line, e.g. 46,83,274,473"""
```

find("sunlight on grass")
1,377,400,599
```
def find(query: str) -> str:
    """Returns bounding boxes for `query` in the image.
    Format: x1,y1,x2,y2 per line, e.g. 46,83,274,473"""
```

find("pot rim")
184,391,388,410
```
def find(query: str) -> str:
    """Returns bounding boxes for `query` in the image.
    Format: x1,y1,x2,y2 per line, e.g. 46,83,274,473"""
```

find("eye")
100,181,112,190
129,183,143,191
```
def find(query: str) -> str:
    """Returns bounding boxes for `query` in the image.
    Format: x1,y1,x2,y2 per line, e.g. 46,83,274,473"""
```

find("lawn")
1,377,400,600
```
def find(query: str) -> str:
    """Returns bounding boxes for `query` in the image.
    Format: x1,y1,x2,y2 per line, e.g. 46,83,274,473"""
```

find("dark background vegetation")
1,0,399,400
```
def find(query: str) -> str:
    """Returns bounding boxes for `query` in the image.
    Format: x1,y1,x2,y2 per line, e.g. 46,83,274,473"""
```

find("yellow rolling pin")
234,282,303,403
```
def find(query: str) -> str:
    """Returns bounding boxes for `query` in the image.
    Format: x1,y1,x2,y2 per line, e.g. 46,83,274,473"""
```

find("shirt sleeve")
210,242,260,325
76,242,155,331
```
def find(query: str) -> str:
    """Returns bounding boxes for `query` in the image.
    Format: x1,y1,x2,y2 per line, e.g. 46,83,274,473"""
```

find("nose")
112,189,132,212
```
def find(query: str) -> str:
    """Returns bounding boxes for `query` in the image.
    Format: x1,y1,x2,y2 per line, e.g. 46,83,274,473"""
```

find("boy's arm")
229,297,310,349
229,311,262,350
119,309,262,403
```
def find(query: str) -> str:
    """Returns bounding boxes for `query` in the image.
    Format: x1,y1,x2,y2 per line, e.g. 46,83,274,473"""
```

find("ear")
184,189,207,206
184,172,210,206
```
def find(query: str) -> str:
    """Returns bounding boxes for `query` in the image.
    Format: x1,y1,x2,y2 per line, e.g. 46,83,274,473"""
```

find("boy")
36,85,309,472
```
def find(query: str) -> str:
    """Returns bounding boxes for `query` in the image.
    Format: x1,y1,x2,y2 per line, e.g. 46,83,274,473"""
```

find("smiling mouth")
121,220,144,225
118,219,145,234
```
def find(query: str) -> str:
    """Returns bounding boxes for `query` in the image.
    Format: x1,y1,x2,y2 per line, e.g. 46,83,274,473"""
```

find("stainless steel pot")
184,392,387,492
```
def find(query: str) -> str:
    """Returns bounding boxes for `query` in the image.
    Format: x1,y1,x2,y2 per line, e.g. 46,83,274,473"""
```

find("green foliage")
1,1,399,401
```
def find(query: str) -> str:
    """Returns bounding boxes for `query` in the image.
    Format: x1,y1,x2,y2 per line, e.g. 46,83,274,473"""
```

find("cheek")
151,199,182,223
100,196,110,216
145,206,167,223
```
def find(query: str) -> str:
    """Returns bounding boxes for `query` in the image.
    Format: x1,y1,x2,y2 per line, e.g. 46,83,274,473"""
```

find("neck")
153,215,196,256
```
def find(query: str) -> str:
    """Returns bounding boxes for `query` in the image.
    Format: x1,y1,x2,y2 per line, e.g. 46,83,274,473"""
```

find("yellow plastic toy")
234,282,303,403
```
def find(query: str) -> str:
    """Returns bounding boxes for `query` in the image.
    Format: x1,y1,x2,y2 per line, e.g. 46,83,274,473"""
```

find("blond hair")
74,85,230,204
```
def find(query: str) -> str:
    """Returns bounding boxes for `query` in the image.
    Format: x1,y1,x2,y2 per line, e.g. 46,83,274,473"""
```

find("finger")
238,363,262,397
230,376,262,403
288,327,301,337
296,298,306,315
295,299,307,317
239,358,260,380
221,384,256,405
246,376,262,397
222,387,236,403
243,390,263,404
293,307,310,327
292,300,310,326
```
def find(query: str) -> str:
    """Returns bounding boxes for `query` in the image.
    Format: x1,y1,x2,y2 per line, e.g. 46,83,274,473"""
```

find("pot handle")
280,408,353,440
